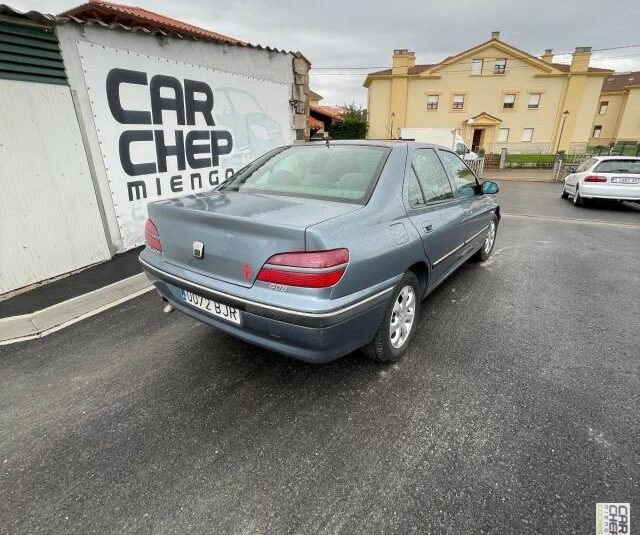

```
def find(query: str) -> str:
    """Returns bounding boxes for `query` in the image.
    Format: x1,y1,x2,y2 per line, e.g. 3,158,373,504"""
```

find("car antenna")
324,131,330,148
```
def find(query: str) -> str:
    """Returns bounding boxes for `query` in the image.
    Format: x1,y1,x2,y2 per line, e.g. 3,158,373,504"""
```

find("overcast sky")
13,0,640,106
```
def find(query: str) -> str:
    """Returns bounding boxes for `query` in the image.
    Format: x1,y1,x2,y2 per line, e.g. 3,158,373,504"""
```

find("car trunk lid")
148,191,360,287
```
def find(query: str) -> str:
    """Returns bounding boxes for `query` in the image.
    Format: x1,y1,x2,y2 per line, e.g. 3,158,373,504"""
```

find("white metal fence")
464,157,485,178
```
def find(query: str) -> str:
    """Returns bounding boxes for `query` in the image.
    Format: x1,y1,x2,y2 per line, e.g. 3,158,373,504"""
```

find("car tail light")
584,175,607,183
144,218,162,252
257,249,349,288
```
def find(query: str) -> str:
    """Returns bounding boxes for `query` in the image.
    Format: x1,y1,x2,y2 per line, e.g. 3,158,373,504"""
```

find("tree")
328,104,368,139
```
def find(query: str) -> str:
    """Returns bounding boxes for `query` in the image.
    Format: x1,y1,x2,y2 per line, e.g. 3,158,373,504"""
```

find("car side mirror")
481,181,499,194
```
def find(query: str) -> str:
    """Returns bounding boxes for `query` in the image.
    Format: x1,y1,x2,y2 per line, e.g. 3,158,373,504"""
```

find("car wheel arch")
407,261,429,298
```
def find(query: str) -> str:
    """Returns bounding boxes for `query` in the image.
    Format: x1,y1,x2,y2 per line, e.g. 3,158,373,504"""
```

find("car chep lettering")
106,68,234,201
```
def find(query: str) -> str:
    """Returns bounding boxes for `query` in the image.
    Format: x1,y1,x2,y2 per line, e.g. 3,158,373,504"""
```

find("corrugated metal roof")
0,3,306,58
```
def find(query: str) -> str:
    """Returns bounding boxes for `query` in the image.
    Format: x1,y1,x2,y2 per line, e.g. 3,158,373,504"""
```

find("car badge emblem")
193,241,205,259
242,263,251,282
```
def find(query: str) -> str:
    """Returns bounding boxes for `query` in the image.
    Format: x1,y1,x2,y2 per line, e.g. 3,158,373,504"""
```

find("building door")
472,128,484,152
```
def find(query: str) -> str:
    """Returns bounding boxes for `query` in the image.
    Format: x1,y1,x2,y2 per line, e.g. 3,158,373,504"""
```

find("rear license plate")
611,177,639,184
179,289,241,325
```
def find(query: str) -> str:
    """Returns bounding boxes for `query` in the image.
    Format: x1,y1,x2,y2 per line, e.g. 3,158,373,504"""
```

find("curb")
0,273,152,345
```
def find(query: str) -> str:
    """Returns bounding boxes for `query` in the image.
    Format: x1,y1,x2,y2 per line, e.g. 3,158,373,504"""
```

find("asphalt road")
1,182,639,534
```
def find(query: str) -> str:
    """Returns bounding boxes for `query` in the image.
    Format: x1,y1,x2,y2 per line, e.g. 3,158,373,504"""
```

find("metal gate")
0,79,111,294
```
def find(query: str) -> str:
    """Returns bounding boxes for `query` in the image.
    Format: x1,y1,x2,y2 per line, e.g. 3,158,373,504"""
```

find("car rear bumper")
140,255,393,363
580,183,640,200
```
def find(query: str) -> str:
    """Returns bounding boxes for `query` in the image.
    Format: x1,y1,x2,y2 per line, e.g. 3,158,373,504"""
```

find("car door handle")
464,208,473,216
423,222,433,233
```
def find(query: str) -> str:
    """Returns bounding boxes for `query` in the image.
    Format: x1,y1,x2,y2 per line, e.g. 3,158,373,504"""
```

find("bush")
328,104,368,139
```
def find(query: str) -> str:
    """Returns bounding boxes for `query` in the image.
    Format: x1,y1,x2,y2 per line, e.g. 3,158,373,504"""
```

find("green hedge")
505,154,556,164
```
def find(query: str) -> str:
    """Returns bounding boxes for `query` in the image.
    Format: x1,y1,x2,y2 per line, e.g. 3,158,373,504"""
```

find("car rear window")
594,159,640,174
219,145,390,204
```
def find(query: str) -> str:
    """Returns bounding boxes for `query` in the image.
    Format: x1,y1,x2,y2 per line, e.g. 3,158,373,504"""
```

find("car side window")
577,158,597,173
439,150,478,198
411,149,454,203
408,173,425,207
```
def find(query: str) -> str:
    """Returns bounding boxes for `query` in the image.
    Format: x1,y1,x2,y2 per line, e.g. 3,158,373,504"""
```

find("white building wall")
56,24,297,253
0,79,111,293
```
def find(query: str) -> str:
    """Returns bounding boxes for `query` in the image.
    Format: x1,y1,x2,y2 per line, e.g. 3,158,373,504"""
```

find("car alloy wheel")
573,186,582,206
484,220,496,254
389,285,416,349
363,271,421,363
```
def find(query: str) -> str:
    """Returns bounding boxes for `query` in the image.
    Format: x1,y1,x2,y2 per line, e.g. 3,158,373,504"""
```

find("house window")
521,128,534,142
497,128,510,142
471,59,483,75
528,93,541,109
452,94,465,110
494,58,507,74
426,95,439,110
599,101,608,115
503,94,516,109
593,125,602,138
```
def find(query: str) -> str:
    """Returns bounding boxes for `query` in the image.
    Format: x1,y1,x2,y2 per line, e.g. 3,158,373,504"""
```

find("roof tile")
62,0,244,44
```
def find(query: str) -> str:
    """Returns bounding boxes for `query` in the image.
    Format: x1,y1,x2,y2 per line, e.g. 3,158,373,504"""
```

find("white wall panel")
0,79,110,294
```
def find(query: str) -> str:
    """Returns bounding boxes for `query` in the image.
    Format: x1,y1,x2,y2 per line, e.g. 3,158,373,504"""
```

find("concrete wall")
617,87,640,141
56,23,301,253
589,92,625,146
367,78,392,138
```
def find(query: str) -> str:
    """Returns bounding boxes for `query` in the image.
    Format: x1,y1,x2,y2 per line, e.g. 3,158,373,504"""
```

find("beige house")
364,32,613,153
589,71,640,147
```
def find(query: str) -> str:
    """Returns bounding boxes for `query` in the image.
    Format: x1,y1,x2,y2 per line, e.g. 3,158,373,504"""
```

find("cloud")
17,0,640,105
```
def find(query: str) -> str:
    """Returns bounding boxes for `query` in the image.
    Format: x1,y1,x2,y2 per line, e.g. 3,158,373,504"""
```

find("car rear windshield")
594,159,640,174
219,145,390,204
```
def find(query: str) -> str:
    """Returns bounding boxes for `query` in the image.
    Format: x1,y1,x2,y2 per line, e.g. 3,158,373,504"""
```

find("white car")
562,156,640,206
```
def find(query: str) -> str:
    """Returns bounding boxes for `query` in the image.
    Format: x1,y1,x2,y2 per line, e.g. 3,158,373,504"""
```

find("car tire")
363,271,420,363
473,215,499,262
561,186,569,199
573,186,584,206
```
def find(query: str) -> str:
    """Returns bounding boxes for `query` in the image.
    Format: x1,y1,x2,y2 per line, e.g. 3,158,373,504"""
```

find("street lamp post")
556,110,570,153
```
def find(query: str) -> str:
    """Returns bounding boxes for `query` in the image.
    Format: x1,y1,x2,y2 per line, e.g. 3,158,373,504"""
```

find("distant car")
562,156,640,206
139,141,500,364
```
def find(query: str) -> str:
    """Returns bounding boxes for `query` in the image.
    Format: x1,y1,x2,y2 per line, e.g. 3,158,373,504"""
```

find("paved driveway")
1,182,638,534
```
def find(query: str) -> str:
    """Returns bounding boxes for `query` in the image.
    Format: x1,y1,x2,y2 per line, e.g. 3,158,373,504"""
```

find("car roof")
304,139,447,150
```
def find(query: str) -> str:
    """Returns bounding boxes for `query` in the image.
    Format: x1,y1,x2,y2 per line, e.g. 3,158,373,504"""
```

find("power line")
310,51,640,76
310,44,640,73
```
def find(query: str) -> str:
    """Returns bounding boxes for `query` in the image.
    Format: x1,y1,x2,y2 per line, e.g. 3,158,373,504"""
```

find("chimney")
542,49,554,63
491,31,500,40
570,46,592,72
392,49,416,75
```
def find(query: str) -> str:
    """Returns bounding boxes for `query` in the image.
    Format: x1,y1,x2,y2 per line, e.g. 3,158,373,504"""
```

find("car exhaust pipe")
163,303,175,314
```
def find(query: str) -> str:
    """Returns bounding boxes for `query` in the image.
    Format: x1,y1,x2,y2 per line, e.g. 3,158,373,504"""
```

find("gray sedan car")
139,141,500,363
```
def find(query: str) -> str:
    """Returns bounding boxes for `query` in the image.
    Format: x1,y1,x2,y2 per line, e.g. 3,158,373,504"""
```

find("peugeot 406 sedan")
562,156,640,205
139,141,500,363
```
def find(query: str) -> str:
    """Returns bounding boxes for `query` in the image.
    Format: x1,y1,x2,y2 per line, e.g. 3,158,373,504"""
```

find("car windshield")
594,159,640,174
219,145,389,203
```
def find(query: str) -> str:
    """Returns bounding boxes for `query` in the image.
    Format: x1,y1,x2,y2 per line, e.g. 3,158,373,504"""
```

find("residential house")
364,32,612,153
589,71,640,148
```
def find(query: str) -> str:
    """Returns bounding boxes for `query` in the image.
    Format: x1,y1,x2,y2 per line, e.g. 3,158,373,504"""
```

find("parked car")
562,156,640,206
139,141,500,363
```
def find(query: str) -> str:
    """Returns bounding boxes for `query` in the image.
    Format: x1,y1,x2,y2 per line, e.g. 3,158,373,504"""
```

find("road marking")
502,212,640,229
